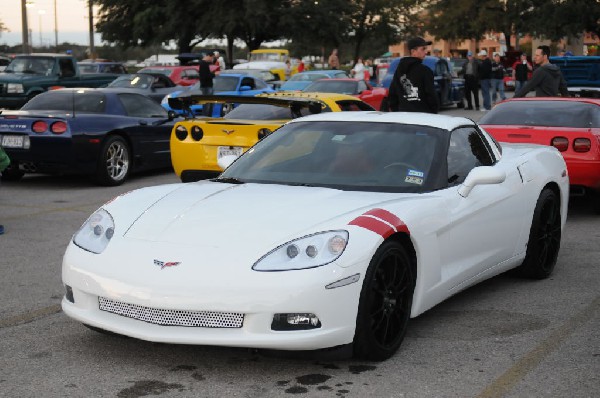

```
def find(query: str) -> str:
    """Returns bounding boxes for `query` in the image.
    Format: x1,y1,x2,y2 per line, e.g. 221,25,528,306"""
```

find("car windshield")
139,68,173,77
79,64,100,74
479,101,600,128
22,91,107,113
304,80,357,95
108,74,154,89
223,102,329,120
5,57,54,74
219,121,445,193
249,53,284,62
289,73,328,82
213,76,240,92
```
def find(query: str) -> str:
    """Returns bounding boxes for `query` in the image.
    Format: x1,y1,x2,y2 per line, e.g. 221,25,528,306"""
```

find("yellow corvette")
169,92,375,182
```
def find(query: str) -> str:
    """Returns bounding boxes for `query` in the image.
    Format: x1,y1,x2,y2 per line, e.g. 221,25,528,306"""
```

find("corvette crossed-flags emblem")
153,260,181,269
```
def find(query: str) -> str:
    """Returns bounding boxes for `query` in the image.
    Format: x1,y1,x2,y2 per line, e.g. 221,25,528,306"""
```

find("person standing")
388,36,439,114
512,53,533,93
351,57,366,80
514,45,569,98
198,52,216,95
460,51,480,110
328,49,340,69
284,59,292,80
297,58,305,73
490,52,507,105
214,51,226,71
478,50,492,111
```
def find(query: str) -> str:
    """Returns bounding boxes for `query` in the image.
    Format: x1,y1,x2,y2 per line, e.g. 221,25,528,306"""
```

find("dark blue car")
0,88,177,186
380,56,465,110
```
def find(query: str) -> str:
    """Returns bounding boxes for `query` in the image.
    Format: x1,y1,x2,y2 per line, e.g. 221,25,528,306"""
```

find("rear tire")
353,240,415,361
95,136,130,186
514,189,561,279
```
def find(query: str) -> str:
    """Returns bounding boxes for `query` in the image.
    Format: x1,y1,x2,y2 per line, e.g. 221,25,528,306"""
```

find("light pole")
88,0,95,60
38,9,46,48
54,0,58,50
21,0,33,53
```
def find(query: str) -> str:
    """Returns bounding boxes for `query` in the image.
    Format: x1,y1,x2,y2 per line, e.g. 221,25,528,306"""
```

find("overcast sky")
1,0,97,46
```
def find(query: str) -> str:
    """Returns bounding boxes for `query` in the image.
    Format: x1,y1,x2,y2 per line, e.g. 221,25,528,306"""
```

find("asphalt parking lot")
0,105,598,397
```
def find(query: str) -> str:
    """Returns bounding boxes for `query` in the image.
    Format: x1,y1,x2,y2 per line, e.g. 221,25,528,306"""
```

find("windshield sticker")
405,176,423,185
408,169,424,178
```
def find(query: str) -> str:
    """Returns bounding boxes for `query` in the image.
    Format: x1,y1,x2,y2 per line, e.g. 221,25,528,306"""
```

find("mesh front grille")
98,297,244,328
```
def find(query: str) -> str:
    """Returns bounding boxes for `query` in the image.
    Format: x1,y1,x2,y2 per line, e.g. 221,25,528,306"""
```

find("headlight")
7,83,24,93
253,230,348,271
73,209,115,254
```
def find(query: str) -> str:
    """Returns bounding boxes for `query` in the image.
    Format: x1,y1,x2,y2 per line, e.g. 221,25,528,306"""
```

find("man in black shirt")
198,52,216,95
478,50,492,111
388,36,439,114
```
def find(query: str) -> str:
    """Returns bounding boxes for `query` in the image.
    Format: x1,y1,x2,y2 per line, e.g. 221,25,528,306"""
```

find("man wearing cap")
478,50,492,111
460,51,480,110
388,37,438,113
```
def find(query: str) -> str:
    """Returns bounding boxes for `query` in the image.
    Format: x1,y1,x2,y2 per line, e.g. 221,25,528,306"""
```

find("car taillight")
32,120,48,133
191,125,203,141
175,125,188,141
50,121,67,134
551,136,568,152
573,138,591,152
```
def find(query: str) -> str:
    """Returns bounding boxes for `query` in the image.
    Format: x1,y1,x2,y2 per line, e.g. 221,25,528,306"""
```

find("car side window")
357,80,368,93
119,93,168,118
59,58,76,77
447,127,494,185
254,79,267,89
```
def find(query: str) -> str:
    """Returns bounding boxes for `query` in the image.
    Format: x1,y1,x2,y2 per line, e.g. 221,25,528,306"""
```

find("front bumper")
62,241,364,350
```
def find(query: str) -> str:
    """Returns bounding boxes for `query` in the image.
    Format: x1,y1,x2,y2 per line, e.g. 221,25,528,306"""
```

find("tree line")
2,0,598,63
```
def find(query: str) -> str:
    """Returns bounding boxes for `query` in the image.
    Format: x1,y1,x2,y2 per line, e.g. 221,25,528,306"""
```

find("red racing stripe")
348,208,410,237
349,217,394,238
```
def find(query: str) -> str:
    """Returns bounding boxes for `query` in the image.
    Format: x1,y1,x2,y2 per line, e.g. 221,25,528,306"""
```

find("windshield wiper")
212,177,245,184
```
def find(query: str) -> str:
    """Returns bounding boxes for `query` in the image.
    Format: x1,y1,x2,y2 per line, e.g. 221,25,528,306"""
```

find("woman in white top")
351,57,366,80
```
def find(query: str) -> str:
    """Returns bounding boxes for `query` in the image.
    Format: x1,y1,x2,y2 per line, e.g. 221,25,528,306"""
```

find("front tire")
96,136,130,186
353,240,415,361
514,189,561,279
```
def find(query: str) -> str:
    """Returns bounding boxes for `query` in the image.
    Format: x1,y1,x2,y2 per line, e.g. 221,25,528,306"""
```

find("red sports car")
479,97,600,211
303,78,387,110
137,66,202,86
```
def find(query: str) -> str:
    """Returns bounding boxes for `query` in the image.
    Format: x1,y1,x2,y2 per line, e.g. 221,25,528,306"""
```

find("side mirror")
239,85,252,91
458,166,506,197
217,154,238,170
167,110,177,120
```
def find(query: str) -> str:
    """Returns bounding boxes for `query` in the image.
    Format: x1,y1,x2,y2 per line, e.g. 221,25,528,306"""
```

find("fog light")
271,313,322,331
65,285,74,303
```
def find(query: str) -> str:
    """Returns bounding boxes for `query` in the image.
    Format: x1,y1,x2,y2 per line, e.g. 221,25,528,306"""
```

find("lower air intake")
98,297,244,328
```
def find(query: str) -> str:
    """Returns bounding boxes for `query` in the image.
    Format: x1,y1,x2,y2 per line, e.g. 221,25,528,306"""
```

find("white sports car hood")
123,182,404,248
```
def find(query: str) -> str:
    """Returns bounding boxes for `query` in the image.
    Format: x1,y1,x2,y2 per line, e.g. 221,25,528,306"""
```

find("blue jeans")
490,79,506,103
515,80,527,93
480,79,491,110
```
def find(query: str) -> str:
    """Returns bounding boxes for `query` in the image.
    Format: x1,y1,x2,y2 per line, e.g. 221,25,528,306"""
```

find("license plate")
1,135,24,148
217,146,243,159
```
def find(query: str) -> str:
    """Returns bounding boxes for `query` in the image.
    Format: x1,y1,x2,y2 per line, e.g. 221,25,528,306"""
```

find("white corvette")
62,111,569,360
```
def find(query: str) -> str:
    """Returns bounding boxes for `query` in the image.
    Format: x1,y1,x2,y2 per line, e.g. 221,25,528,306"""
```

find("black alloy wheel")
353,240,415,361
515,188,561,279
